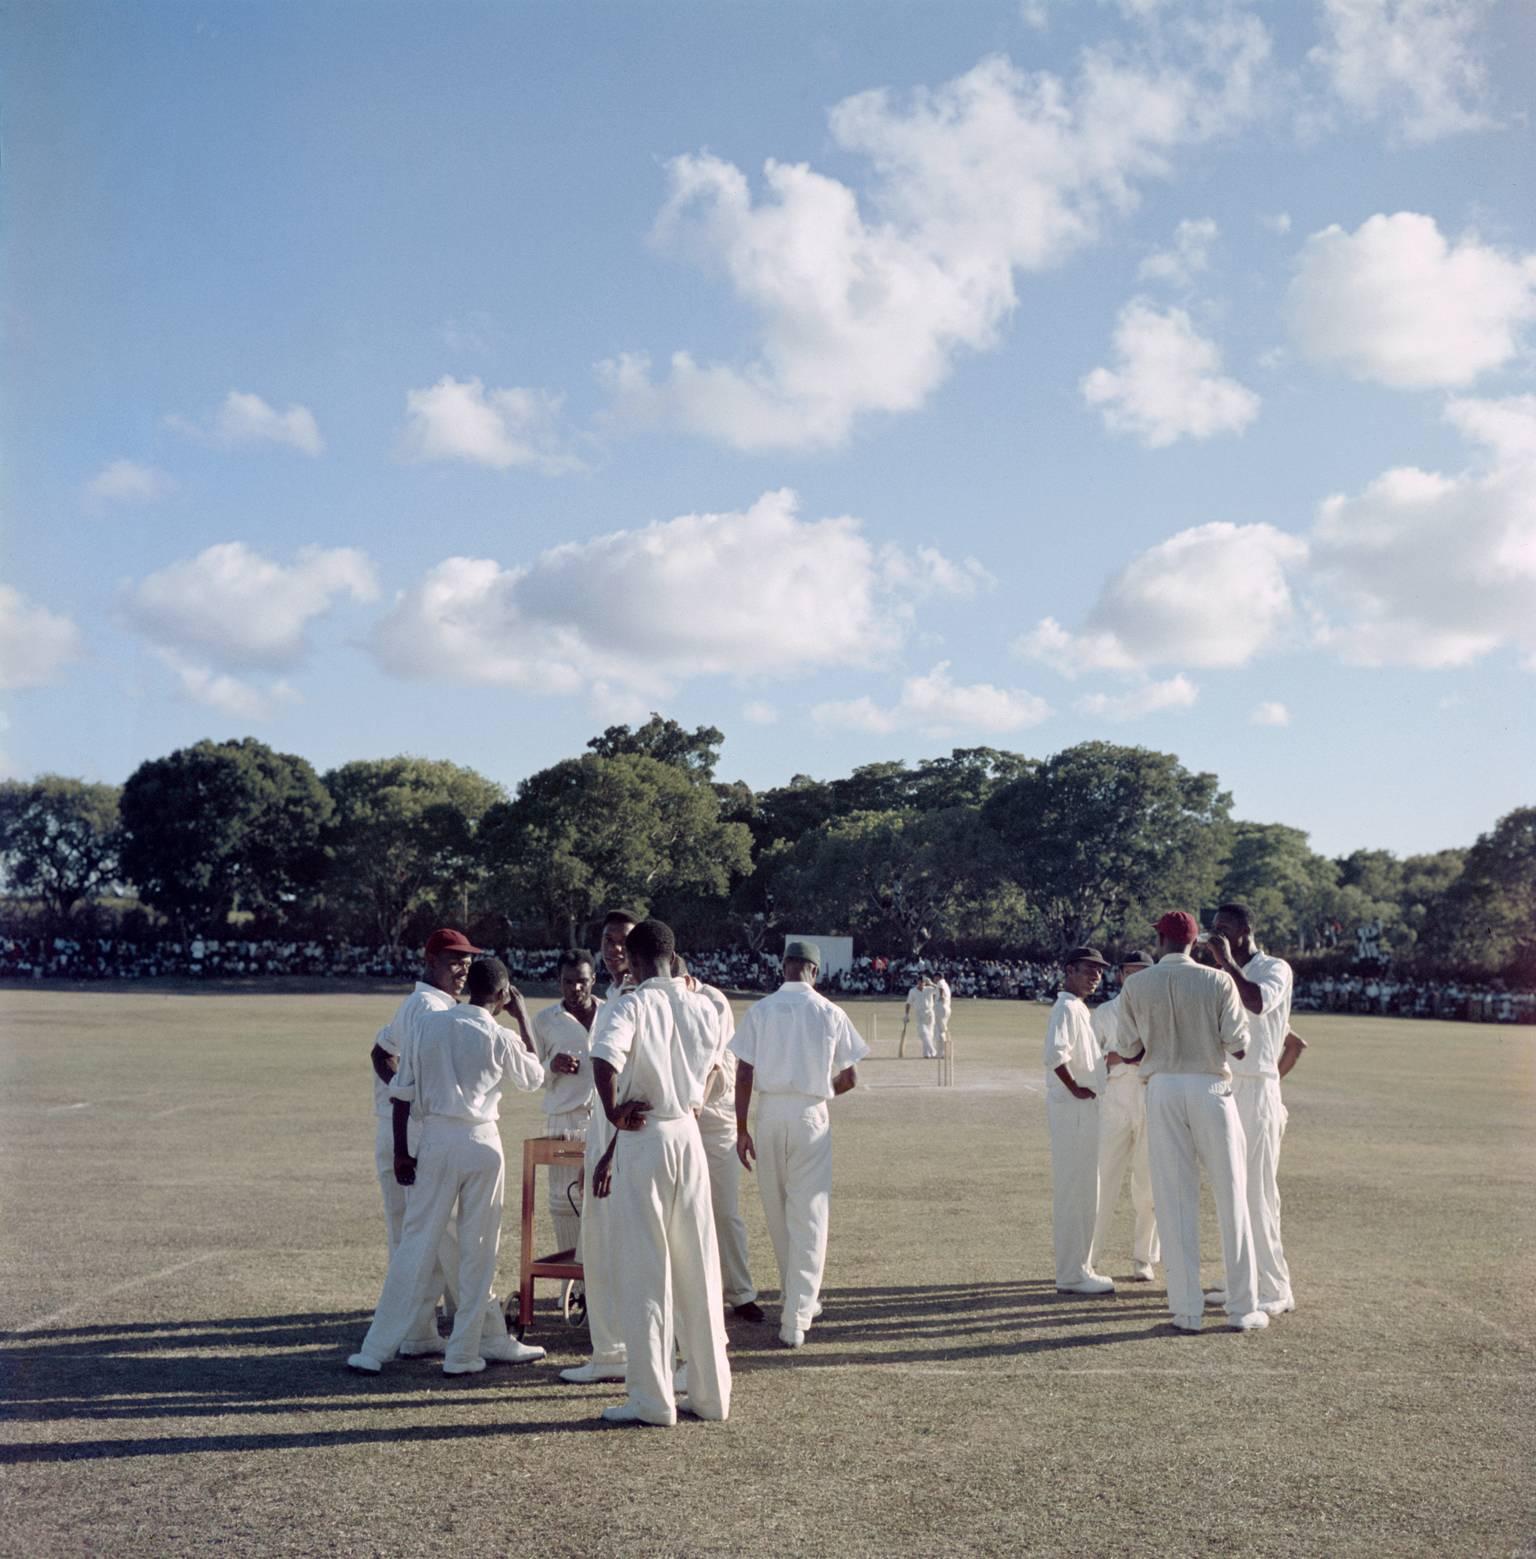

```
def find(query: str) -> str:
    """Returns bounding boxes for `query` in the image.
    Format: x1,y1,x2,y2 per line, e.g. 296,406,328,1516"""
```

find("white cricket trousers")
1046,1094,1101,1287
918,1018,938,1059
374,1115,459,1343
1232,1076,1292,1306
756,1093,833,1335
578,1119,626,1369
697,1104,757,1306
360,1117,508,1369
1092,1071,1160,1270
611,1114,731,1424
1145,1075,1258,1320
544,1106,589,1257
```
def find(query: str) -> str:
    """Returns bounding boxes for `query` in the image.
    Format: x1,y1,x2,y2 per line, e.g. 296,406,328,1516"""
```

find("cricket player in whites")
367,927,477,1355
673,954,762,1322
531,950,600,1259
900,973,939,1058
349,957,548,1374
1091,949,1159,1282
589,920,730,1427
1117,911,1266,1333
732,939,869,1348
1199,905,1298,1317
559,910,638,1386
1043,948,1115,1296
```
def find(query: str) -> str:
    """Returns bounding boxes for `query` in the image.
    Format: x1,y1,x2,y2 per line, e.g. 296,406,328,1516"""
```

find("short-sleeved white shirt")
589,977,722,1121
693,981,738,1118
389,1003,544,1125
1228,950,1293,1079
531,997,602,1116
1044,992,1104,1100
373,982,455,1117
729,981,869,1099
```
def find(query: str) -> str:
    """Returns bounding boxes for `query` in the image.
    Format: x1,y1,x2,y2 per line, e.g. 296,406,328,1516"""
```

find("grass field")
1,987,1532,1557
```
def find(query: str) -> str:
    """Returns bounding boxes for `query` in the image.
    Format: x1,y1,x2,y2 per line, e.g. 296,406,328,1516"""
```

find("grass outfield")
1,988,1532,1558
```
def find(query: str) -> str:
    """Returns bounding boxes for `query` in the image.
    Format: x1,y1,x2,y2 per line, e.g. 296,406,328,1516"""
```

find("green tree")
1217,821,1342,952
586,715,724,780
1443,807,1536,974
767,807,1004,957
909,747,1037,811
323,757,506,946
119,739,332,931
483,753,752,944
752,774,839,851
0,776,121,921
984,741,1231,947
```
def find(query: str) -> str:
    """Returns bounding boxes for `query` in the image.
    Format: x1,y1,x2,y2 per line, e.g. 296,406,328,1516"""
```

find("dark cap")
1155,911,1199,944
425,928,485,958
1062,946,1110,968
785,938,821,965
1120,949,1152,968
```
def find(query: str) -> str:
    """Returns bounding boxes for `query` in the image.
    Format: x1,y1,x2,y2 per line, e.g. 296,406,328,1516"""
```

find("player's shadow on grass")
731,1279,1175,1370
0,1309,608,1458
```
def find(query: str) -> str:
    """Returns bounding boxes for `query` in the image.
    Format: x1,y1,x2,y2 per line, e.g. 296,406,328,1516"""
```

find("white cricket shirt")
729,981,869,1100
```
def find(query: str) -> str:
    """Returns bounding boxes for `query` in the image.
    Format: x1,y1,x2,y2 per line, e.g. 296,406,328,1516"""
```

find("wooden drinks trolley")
506,1135,585,1337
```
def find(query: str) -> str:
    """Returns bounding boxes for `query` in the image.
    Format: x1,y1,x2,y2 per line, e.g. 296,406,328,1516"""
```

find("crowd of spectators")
2,934,1530,1023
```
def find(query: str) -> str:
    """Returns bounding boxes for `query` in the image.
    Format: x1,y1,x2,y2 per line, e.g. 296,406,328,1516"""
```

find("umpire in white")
731,939,868,1348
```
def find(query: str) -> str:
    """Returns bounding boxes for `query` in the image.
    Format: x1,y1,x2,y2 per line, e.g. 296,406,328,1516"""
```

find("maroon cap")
1155,911,1199,945
425,928,485,958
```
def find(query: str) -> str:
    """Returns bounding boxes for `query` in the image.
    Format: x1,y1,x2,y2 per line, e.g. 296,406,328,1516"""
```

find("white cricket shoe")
559,1360,626,1384
481,1334,546,1365
346,1352,384,1373
1057,1274,1116,1295
442,1355,487,1375
1170,1315,1202,1333
1229,1311,1270,1332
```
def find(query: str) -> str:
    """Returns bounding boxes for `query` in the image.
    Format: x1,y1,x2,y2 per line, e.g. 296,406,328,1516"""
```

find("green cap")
785,939,822,966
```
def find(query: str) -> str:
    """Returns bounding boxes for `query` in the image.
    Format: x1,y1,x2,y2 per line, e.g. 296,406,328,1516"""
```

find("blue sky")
4,0,1533,857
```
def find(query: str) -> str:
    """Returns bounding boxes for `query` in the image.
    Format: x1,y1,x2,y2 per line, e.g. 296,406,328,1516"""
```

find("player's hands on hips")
552,1052,582,1076
1072,1082,1096,1101
736,1128,756,1172
393,1151,417,1186
613,1099,651,1131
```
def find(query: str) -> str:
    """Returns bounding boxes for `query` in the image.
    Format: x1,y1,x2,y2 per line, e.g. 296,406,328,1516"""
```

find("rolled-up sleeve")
1116,994,1145,1060
1252,957,1291,1016
499,1034,546,1093
1043,1005,1072,1070
1218,981,1251,1054
727,1007,759,1067
589,993,637,1072
832,1012,870,1071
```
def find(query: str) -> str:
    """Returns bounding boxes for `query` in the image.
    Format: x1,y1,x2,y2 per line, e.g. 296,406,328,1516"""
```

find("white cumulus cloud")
370,490,979,698
1018,522,1308,673
1077,673,1199,720
1250,700,1291,726
1289,213,1536,390
85,460,176,505
167,391,324,455
604,23,1270,451
0,586,84,690
813,662,1051,736
743,700,780,726
399,376,581,474
1308,394,1536,668
154,649,300,721
1138,217,1218,287
1081,301,1260,447
1308,0,1496,143
123,543,379,669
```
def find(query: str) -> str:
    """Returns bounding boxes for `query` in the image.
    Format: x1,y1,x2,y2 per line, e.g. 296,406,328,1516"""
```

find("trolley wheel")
502,1295,527,1340
562,1279,588,1329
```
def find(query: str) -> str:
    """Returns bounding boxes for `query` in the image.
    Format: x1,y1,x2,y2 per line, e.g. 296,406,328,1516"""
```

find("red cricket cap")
424,928,485,957
1155,911,1199,945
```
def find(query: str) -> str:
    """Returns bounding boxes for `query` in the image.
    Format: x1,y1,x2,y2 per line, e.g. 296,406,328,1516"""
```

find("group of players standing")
1043,903,1306,1331
348,911,866,1428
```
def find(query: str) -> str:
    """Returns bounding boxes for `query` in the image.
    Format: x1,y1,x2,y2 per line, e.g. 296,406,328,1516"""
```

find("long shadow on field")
727,1279,1175,1372
0,1307,606,1460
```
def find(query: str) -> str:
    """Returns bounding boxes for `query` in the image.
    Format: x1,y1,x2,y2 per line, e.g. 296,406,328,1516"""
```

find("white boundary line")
10,1253,224,1335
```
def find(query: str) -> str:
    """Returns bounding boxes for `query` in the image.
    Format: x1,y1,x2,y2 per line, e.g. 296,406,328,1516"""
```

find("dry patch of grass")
1,990,1531,1556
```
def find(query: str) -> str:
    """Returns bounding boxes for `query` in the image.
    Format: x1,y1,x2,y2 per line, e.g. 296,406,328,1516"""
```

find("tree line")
0,716,1530,979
